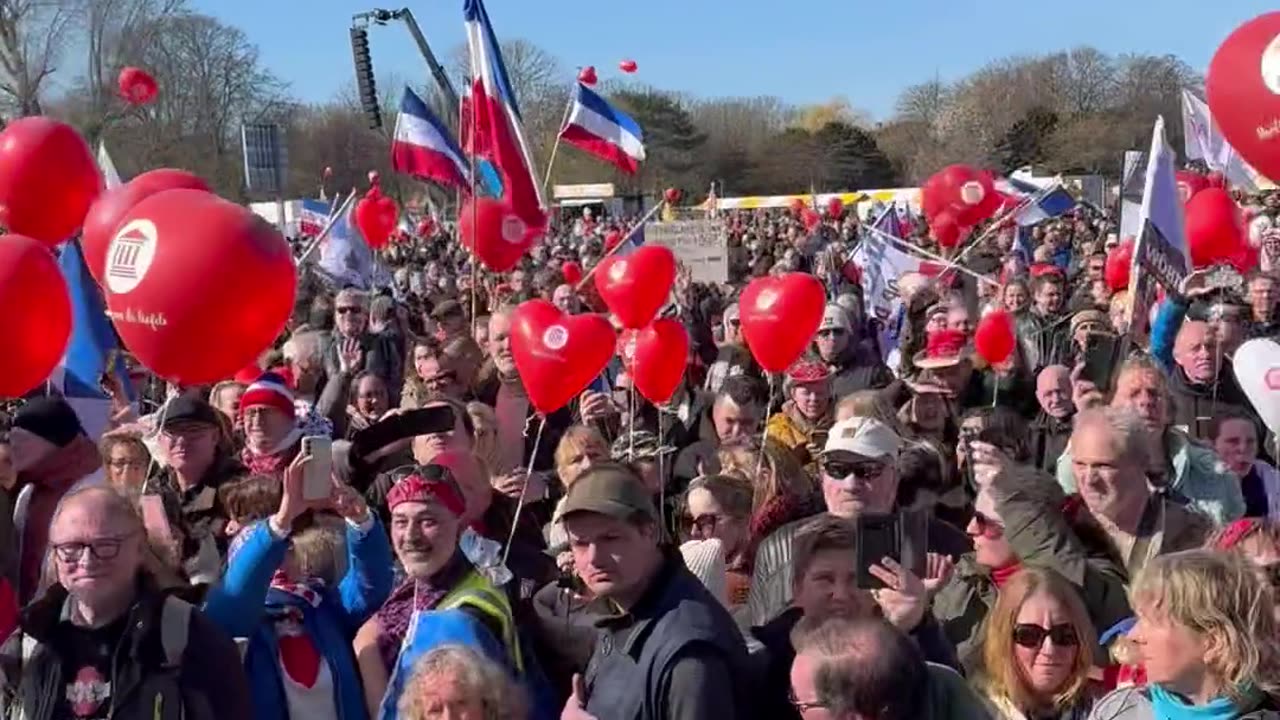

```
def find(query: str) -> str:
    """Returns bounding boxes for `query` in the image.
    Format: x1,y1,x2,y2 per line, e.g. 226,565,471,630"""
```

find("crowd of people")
0,186,1279,720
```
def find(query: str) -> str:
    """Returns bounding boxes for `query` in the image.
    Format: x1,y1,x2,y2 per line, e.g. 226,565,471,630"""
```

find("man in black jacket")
559,464,754,720
0,486,250,720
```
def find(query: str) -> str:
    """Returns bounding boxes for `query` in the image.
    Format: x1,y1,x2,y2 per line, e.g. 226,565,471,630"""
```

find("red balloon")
1175,170,1210,204
595,245,676,328
323,166,333,178
974,310,1016,365
82,169,210,283
354,191,399,250
920,173,947,222
458,196,541,272
416,217,435,237
367,170,380,186
0,117,102,246
0,235,71,397
664,187,681,204
790,197,807,214
1185,187,1245,267
561,261,583,285
117,66,158,105
102,189,296,385
631,319,689,404
738,273,826,372
604,229,623,251
1207,13,1280,184
578,66,598,85
619,59,638,73
509,299,616,414
801,208,821,231
933,164,996,226
827,197,844,218
1228,242,1260,274
930,210,967,249
1104,239,1135,292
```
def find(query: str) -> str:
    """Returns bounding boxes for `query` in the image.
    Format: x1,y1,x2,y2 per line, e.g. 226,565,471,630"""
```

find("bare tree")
0,0,76,116
77,0,184,137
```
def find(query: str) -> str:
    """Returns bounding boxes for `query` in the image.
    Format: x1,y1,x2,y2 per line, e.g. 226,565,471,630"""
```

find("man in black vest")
558,464,753,720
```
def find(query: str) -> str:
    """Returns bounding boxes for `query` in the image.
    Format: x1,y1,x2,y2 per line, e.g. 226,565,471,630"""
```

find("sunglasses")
821,459,885,480
681,513,723,539
971,511,1005,539
1013,623,1078,649
336,306,365,315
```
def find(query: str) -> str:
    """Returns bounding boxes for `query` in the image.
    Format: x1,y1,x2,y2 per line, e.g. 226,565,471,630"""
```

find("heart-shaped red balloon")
561,261,583,285
1185,187,1244,267
0,117,102,246
1207,13,1280,183
118,67,158,105
459,196,540,272
930,210,967,249
509,299,616,414
0,235,71,397
355,190,398,250
619,59,638,73
739,273,825,372
664,187,681,204
82,169,210,284
631,319,689,404
1175,170,1210,204
1104,239,1134,292
595,245,676,329
103,189,296,385
974,310,1016,365
578,66,598,86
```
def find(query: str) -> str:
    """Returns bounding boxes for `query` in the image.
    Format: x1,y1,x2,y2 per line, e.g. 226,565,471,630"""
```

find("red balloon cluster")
354,188,399,250
1185,188,1245,268
631,318,689,404
118,67,158,106
595,245,676,328
561,261,583,285
0,117,103,246
1104,238,1135,292
1207,13,1280,184
578,66,598,85
974,310,1016,365
604,229,623,251
100,189,296,385
509,299,616,414
458,196,544,272
0,236,71,397
739,273,825,372
619,59,638,73
1175,170,1210,204
921,164,1001,248
83,169,210,283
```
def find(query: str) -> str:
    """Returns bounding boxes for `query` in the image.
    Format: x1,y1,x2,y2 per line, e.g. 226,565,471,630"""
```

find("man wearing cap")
430,299,468,343
558,463,753,720
746,416,971,626
814,303,893,398
240,372,307,477
9,397,105,603
766,360,834,467
149,395,244,578
354,462,528,718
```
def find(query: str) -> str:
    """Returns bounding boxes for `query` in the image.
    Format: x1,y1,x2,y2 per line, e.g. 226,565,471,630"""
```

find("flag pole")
864,224,999,288
575,199,667,292
297,189,358,265
950,187,1046,264
541,80,577,196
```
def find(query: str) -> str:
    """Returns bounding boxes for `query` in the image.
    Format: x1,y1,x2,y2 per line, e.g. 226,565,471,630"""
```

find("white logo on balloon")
609,260,628,282
960,181,985,205
1262,33,1280,95
501,215,526,244
543,325,569,350
104,218,158,295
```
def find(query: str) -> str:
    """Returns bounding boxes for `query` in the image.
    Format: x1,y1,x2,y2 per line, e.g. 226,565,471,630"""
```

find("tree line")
0,1,1200,207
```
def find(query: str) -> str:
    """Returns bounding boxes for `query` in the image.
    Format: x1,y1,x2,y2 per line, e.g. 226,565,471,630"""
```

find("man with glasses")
746,416,971,626
326,287,404,403
0,486,251,720
814,304,892,398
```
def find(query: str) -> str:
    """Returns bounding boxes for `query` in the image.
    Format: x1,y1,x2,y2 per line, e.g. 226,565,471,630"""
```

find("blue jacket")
203,518,395,720
1149,297,1185,373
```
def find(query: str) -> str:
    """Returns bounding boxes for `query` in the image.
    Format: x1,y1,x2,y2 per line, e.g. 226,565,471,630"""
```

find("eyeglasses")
52,532,138,563
336,306,365,315
821,459,885,480
971,511,1005,539
682,513,724,538
1012,623,1078,649
788,689,827,713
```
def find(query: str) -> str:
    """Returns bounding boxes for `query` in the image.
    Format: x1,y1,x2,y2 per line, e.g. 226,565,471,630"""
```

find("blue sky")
194,0,1274,120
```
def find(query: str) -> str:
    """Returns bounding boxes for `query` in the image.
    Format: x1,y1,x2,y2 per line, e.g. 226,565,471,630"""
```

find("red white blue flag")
559,82,645,174
392,87,470,190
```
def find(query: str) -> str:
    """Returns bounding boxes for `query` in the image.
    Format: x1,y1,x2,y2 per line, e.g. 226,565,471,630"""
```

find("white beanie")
679,539,727,608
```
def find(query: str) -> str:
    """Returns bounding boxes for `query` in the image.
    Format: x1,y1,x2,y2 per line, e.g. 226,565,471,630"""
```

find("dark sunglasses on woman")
1013,623,1078,649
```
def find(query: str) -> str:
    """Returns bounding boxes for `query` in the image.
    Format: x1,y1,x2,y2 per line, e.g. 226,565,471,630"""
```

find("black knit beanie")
13,397,84,448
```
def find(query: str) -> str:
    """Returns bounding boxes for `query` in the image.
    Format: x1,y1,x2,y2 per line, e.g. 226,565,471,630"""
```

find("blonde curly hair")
396,645,526,720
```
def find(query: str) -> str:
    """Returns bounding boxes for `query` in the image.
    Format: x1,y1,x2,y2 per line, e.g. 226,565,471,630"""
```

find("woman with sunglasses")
1089,550,1280,720
681,474,755,612
976,567,1100,720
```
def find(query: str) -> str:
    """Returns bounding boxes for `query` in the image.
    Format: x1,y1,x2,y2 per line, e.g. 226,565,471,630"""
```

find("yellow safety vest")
436,570,523,672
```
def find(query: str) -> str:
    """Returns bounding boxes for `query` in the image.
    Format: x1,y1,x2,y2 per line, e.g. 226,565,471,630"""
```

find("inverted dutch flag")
299,199,331,236
392,87,470,190
1014,184,1076,226
463,0,545,223
559,83,645,174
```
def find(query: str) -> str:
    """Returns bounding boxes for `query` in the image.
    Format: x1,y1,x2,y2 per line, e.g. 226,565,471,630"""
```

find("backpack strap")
159,597,192,669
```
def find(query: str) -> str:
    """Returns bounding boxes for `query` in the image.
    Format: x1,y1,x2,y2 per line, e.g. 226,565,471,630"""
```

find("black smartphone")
351,405,456,461
855,511,929,589
1081,332,1120,392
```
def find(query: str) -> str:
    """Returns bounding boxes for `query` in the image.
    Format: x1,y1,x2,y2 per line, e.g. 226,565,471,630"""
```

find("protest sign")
644,219,727,283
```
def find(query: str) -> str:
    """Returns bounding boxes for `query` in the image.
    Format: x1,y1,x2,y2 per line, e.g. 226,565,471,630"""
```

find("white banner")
644,219,727,284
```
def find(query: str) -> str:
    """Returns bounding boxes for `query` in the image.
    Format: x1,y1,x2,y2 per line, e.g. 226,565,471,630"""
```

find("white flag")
1180,90,1273,191
97,142,123,189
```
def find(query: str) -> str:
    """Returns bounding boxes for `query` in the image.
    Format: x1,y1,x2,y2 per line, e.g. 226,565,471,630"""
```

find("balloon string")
502,415,546,568
575,200,668,292
754,374,776,480
657,409,668,540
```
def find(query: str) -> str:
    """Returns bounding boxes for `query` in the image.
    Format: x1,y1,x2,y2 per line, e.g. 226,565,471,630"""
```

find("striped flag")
559,82,645,174
392,86,470,189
